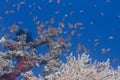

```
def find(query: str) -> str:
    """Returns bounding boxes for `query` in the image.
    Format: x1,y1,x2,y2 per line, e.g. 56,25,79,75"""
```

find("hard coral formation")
45,53,120,80
0,27,70,80
23,53,120,80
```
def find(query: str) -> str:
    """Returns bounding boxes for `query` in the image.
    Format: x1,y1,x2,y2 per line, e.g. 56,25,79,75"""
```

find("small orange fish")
9,24,19,32
56,37,65,42
35,21,40,25
68,23,74,28
4,33,10,38
42,29,47,34
5,10,9,14
74,22,83,28
76,43,82,52
71,30,76,35
57,27,62,33
77,33,82,38
59,22,65,28
37,23,44,33
57,0,60,4
51,28,57,35
82,45,88,53
101,48,107,54
45,21,49,24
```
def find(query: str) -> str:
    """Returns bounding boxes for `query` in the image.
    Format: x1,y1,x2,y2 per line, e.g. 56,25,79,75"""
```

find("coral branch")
0,27,69,80
0,56,36,80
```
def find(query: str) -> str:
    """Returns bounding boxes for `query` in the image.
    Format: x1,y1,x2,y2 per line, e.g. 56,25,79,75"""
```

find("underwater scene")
0,0,120,80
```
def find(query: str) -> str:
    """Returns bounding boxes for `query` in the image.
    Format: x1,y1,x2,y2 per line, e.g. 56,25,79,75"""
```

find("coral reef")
22,53,120,80
0,27,120,80
0,27,70,80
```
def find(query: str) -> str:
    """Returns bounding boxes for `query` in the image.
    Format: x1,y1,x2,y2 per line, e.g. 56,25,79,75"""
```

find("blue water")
0,0,120,79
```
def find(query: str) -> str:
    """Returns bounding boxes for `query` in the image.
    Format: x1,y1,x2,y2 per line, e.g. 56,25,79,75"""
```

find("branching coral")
44,53,120,80
22,71,44,80
0,27,70,80
21,53,120,80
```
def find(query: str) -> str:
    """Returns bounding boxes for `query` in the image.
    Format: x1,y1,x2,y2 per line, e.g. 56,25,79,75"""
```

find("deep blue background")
0,0,120,79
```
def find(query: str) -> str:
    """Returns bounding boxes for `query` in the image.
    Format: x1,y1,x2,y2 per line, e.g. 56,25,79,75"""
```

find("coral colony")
0,28,71,80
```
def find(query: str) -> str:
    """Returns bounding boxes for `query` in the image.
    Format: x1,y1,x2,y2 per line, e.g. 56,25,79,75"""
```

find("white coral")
22,71,44,80
9,50,23,56
0,37,5,43
45,53,120,80
22,53,120,80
